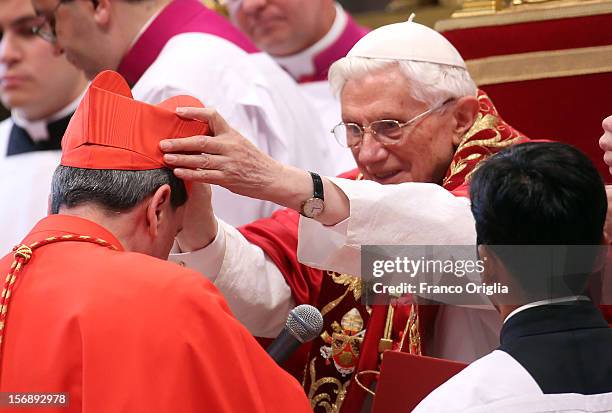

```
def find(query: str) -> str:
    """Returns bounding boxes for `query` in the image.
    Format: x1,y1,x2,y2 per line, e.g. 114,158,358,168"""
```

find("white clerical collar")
273,3,347,79
11,88,87,143
504,295,591,324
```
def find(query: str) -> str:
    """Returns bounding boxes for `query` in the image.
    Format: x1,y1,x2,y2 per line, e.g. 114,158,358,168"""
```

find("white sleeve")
298,177,476,276
169,219,295,338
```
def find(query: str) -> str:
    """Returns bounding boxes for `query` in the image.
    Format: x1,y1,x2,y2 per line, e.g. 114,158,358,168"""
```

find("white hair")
328,57,477,107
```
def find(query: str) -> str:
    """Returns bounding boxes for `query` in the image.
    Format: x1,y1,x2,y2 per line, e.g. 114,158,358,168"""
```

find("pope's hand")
160,107,289,202
598,115,612,176
176,182,218,252
161,107,351,226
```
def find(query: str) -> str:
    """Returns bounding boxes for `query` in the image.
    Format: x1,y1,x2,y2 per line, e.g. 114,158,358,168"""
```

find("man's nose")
241,0,267,14
356,131,387,165
0,32,24,66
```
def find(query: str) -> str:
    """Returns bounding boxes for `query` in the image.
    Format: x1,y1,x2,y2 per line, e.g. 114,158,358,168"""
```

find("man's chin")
1,92,30,111
64,54,97,80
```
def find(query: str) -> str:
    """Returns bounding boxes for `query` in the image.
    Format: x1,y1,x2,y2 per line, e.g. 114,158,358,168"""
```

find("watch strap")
310,172,324,200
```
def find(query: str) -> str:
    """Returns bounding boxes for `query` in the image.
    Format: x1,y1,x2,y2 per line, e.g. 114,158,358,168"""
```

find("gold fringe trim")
466,44,612,86
436,0,612,31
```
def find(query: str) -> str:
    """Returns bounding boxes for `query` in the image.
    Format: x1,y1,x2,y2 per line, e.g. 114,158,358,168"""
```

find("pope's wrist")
267,165,313,212
176,217,218,252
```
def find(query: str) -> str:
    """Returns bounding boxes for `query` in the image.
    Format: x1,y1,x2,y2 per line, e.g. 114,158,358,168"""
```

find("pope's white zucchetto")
347,15,467,70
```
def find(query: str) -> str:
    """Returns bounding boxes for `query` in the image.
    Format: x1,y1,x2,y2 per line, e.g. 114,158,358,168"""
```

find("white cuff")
169,218,226,283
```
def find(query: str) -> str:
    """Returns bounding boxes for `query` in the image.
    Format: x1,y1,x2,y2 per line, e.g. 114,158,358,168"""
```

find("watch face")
303,198,325,218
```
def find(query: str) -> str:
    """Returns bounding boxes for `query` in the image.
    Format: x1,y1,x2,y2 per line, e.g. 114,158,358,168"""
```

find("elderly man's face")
0,0,84,117
341,68,460,185
231,0,331,56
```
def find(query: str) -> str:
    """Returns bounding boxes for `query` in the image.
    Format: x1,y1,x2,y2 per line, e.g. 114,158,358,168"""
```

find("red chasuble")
240,90,529,412
0,215,311,413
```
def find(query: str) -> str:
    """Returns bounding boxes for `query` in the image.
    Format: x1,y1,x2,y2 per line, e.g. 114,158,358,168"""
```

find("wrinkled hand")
598,115,612,176
176,182,218,252
160,107,347,223
160,107,287,202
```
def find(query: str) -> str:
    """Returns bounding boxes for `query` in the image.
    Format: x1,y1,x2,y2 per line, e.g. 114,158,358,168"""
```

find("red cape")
0,215,311,413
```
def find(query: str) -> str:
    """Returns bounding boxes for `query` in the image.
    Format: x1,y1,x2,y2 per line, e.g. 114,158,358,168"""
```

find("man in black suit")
414,142,612,412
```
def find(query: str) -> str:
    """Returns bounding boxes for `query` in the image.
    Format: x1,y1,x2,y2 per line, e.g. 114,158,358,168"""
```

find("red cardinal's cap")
61,70,209,170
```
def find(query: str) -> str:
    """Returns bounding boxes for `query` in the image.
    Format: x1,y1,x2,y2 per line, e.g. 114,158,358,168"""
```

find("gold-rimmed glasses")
331,99,454,148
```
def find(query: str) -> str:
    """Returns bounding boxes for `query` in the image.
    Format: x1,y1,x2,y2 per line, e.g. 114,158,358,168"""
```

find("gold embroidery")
310,394,334,413
320,330,332,344
445,153,483,186
444,99,526,187
460,113,500,144
409,305,422,355
332,333,362,366
321,308,365,376
321,289,350,317
341,308,364,334
308,358,349,413
330,272,362,301
320,272,362,316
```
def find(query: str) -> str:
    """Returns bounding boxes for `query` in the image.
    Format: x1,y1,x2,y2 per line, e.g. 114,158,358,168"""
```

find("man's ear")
477,244,500,284
92,0,112,26
451,96,479,146
146,185,172,238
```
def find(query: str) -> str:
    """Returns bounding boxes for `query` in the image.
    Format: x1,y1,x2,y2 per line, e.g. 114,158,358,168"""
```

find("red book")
372,351,467,412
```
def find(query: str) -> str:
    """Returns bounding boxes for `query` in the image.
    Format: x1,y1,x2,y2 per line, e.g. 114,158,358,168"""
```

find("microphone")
267,304,324,365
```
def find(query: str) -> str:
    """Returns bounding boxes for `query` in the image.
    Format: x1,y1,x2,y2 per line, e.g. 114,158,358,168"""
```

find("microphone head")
286,304,324,343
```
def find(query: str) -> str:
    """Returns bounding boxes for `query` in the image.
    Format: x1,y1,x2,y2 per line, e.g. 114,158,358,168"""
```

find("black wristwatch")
300,172,325,218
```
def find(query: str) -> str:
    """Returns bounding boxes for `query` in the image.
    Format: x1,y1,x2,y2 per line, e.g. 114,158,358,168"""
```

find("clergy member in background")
414,142,612,412
226,0,368,171
227,0,367,83
0,0,87,251
161,20,528,412
0,0,86,156
0,71,311,413
30,0,337,226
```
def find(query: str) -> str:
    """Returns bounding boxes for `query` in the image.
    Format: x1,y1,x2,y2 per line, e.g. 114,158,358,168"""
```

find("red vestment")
240,91,530,412
0,215,311,413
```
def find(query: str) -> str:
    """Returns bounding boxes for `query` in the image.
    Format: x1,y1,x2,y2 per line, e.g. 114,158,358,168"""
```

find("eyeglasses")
31,0,73,43
331,99,453,149
0,17,43,42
